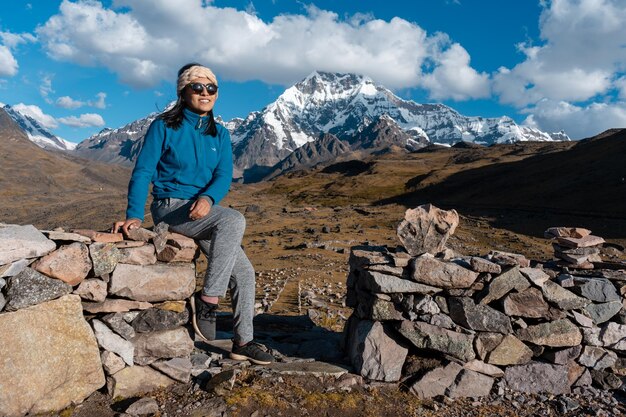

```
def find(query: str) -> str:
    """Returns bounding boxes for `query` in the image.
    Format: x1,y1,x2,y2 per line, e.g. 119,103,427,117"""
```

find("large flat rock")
0,295,104,417
411,254,478,289
0,224,56,266
395,320,475,362
109,263,195,302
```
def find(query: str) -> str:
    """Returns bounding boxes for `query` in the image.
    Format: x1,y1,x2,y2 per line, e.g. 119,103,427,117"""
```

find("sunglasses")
187,82,218,95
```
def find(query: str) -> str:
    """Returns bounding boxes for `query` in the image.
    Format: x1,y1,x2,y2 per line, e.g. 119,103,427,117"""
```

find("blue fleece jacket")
126,108,233,221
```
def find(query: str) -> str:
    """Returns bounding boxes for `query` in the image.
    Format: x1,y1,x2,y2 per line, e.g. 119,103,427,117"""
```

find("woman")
114,63,274,365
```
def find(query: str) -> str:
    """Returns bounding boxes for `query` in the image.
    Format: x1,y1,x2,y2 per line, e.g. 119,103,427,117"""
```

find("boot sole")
229,352,273,365
189,295,215,343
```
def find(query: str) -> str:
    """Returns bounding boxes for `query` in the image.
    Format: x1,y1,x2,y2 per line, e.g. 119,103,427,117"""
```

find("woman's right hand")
112,218,142,235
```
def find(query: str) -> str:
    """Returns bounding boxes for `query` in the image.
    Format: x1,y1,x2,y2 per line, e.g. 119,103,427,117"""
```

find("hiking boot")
230,340,275,365
190,293,217,342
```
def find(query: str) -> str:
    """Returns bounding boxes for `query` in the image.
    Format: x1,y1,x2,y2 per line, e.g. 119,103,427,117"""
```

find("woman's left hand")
189,198,212,220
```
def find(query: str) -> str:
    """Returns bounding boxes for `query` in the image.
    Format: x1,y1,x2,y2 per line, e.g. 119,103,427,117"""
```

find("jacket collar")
183,108,209,128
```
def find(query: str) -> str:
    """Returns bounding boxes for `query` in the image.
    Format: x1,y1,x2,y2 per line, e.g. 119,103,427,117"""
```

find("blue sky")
1,0,625,142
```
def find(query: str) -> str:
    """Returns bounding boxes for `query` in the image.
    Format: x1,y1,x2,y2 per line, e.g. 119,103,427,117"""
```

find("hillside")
0,108,131,230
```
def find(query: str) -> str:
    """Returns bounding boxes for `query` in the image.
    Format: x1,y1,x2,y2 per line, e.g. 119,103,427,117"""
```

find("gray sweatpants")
151,198,255,344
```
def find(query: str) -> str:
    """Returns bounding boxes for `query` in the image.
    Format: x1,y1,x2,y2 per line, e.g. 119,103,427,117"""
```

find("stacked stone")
344,204,626,399
545,227,605,269
0,223,199,417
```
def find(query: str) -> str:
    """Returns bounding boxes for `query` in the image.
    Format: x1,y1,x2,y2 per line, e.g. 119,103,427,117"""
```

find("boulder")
118,244,157,266
131,307,190,333
107,365,175,399
92,319,134,366
411,254,478,289
101,313,136,341
5,267,72,311
109,263,195,302
577,346,617,370
0,295,104,417
349,246,392,269
516,319,582,347
0,224,56,265
520,267,551,287
396,204,459,256
101,350,126,375
409,362,463,399
346,319,408,382
31,242,91,286
541,345,582,365
502,287,551,319
395,320,475,362
556,235,605,249
584,301,622,324
133,327,194,366
125,227,156,242
89,242,121,277
487,335,533,366
600,322,626,351
448,297,512,333
73,278,108,302
570,277,620,303
469,257,501,274
446,369,494,398
156,233,198,263
541,281,589,310
475,332,505,361
151,357,193,383
504,362,571,394
361,270,441,294
355,293,404,321
479,266,530,305
489,251,530,268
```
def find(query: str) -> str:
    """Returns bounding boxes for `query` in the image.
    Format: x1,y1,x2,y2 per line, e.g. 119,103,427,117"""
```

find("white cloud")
56,95,84,109
56,92,106,109
40,75,54,100
13,103,59,129
0,31,36,49
58,113,105,127
0,31,36,78
421,43,490,100
522,99,626,139
88,92,106,109
36,0,487,99
494,0,626,107
0,45,18,77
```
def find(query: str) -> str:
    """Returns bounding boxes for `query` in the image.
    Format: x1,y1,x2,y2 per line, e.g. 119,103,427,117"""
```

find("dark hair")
158,62,218,137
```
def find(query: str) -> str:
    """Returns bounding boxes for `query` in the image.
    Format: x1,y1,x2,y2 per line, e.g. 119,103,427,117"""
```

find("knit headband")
176,65,218,96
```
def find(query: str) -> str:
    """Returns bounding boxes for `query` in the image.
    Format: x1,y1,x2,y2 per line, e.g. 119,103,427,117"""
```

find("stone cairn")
0,223,198,417
344,204,626,399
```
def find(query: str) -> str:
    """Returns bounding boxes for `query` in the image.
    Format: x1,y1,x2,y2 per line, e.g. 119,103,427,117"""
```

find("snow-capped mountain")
70,71,569,179
231,71,569,175
2,104,76,151
73,112,159,166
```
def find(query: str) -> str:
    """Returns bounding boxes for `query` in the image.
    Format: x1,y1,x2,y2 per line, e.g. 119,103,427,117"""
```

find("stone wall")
344,204,626,398
0,223,198,417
